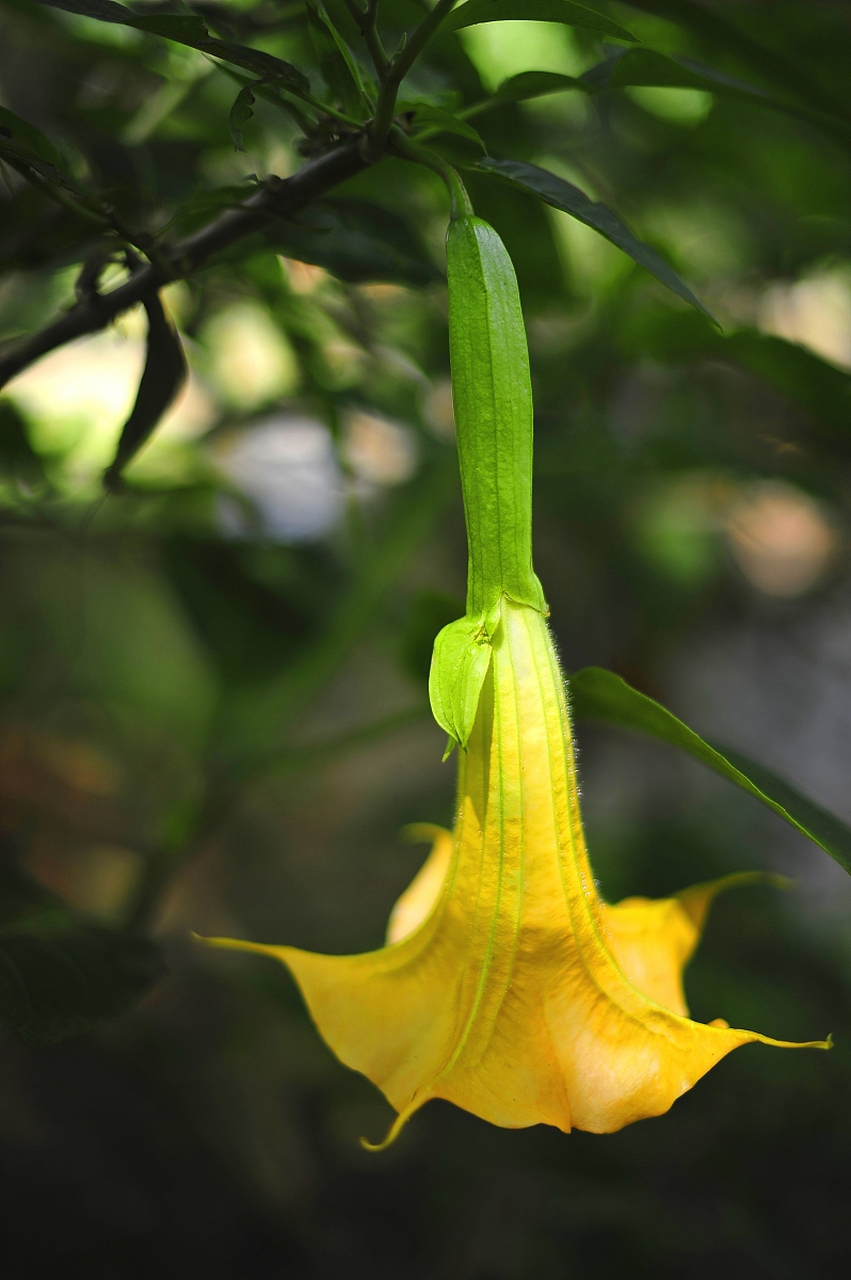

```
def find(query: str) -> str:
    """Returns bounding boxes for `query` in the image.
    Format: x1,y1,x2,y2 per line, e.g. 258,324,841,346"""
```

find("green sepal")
446,215,548,619
429,611,496,750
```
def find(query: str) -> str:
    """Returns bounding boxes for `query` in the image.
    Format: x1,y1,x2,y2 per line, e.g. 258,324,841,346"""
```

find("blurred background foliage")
2,0,851,1275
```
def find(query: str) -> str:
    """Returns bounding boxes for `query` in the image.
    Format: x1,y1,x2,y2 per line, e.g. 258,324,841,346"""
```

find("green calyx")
429,211,547,751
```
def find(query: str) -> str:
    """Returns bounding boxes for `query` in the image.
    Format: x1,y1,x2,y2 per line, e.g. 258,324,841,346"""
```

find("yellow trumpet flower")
202,598,828,1148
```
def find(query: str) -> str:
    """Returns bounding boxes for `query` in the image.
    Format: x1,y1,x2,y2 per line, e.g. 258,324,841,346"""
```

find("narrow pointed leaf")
570,665,851,876
0,105,109,219
581,46,851,142
263,197,442,286
0,867,163,1045
476,157,714,320
306,0,373,110
441,0,636,42
33,0,309,93
0,104,67,169
494,71,587,103
619,0,845,124
228,82,258,151
400,101,485,147
103,292,187,492
628,310,851,450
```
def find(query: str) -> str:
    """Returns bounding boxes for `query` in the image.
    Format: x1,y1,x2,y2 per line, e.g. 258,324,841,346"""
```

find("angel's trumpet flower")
200,208,828,1148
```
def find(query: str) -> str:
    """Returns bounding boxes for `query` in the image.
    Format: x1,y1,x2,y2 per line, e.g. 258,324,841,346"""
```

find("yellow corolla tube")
199,203,828,1146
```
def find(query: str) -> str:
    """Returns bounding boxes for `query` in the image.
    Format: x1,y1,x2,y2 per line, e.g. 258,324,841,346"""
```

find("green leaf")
0,104,67,170
306,0,373,112
628,311,851,450
0,104,109,220
494,70,587,103
619,0,845,124
399,101,485,148
441,0,636,42
0,401,45,487
0,867,164,1044
581,46,851,142
429,614,493,750
207,40,308,93
33,0,309,94
446,215,547,617
228,82,258,151
476,157,714,321
570,666,851,877
103,292,187,492
266,198,442,287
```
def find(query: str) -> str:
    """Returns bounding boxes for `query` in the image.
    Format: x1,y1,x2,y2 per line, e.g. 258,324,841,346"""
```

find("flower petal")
195,602,829,1146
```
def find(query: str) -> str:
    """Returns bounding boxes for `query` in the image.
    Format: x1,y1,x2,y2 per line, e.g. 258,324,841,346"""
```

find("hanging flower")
198,205,828,1147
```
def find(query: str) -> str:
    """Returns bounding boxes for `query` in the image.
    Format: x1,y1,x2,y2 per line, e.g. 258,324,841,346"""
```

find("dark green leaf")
0,866,164,1044
0,105,109,220
0,105,67,170
33,0,309,93
629,311,851,449
399,101,485,148
581,46,851,143
494,70,587,103
228,82,257,151
620,0,845,122
441,0,636,42
306,0,373,112
570,666,851,876
267,198,442,286
156,182,258,237
103,292,187,492
0,401,45,486
205,40,309,92
33,0,207,38
476,157,713,320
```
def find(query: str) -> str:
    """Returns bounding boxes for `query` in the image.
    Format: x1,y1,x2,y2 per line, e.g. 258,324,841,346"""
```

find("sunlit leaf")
476,157,713,319
441,0,636,42
571,666,851,876
0,867,164,1044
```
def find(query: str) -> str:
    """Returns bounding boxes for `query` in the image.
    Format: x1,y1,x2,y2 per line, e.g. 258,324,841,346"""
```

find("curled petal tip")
359,1101,423,1152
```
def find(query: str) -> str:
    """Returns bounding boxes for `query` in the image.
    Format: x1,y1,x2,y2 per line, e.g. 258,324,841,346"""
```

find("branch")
365,0,457,159
0,141,369,391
